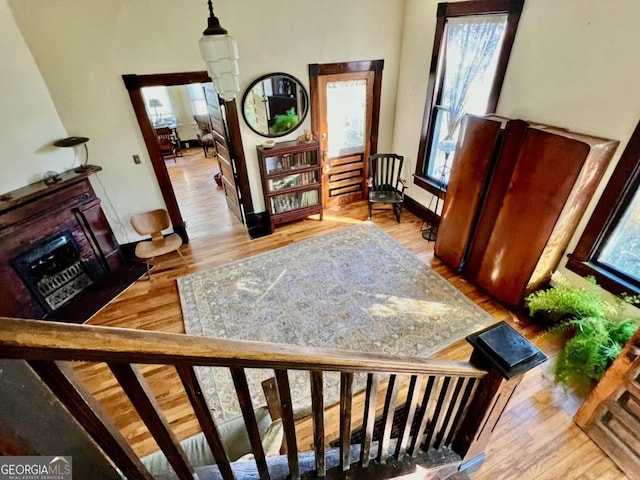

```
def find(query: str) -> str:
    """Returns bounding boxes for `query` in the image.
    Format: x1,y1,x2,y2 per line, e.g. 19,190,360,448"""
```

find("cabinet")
257,139,323,231
435,114,619,307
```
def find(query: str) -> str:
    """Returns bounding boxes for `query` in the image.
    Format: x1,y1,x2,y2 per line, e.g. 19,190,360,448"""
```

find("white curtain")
441,15,507,138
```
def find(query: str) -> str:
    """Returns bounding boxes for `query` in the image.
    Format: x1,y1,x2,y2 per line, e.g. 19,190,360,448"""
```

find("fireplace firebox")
12,232,94,312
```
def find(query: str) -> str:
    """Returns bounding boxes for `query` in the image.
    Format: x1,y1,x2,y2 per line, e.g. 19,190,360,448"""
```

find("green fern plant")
529,274,639,391
551,317,638,392
525,275,616,325
272,108,299,133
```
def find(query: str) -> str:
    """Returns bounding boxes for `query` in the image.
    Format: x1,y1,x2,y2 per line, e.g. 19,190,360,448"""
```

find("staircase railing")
0,317,545,480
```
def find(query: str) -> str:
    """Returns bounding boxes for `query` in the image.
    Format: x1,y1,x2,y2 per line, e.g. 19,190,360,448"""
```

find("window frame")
566,118,640,297
413,0,525,197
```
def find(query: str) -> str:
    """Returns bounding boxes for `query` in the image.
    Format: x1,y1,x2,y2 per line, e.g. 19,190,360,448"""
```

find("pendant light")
199,0,239,102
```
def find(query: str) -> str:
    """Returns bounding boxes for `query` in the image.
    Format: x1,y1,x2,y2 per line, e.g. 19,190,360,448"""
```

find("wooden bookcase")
257,139,323,231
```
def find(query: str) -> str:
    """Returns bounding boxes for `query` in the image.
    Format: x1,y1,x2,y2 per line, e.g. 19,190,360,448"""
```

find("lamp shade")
199,34,239,101
148,98,163,108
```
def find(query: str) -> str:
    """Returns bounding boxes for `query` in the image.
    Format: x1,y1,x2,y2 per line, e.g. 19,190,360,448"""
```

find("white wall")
393,0,640,285
7,0,406,241
0,0,73,192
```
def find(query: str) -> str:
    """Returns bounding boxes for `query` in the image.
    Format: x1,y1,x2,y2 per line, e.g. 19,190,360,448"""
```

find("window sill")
566,255,640,298
412,175,446,198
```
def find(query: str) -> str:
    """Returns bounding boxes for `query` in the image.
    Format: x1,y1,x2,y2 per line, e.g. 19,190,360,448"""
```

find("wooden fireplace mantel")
0,166,102,216
0,166,135,323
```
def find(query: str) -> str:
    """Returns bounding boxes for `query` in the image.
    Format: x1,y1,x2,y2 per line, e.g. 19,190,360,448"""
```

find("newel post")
453,321,547,474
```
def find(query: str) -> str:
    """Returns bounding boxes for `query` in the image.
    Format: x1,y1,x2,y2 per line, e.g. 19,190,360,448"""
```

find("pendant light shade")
199,1,239,102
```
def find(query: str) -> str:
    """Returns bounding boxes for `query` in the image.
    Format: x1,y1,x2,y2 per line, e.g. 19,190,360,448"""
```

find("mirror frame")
241,72,309,138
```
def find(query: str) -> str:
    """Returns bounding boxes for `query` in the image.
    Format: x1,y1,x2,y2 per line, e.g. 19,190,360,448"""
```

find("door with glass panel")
312,67,378,208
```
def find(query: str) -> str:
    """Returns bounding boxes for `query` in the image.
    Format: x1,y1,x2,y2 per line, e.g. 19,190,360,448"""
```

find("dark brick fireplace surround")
0,167,143,323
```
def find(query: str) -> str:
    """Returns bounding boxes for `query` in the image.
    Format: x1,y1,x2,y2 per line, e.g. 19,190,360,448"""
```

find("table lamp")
148,98,163,125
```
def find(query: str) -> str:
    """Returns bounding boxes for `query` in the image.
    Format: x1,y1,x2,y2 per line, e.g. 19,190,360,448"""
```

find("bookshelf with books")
257,139,323,231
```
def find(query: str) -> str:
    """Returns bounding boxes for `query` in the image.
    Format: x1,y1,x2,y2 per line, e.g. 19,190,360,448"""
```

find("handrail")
0,317,545,480
0,317,487,378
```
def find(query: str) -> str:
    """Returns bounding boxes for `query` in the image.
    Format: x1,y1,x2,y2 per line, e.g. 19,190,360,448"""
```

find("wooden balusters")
445,378,478,446
176,366,236,480
310,371,325,476
28,361,154,480
396,375,423,457
339,372,354,471
408,375,438,456
4,317,543,480
361,373,380,467
108,363,195,480
274,369,299,479
378,374,401,463
425,376,454,450
435,377,468,449
230,367,270,480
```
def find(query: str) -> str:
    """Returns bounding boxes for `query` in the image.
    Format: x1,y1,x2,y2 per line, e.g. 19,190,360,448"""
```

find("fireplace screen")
12,231,94,311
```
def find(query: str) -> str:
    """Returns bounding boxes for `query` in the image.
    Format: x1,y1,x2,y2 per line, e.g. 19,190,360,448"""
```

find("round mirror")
242,73,309,138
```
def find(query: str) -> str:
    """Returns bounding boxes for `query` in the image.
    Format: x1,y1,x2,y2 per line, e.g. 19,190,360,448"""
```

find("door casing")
122,71,253,243
309,60,384,208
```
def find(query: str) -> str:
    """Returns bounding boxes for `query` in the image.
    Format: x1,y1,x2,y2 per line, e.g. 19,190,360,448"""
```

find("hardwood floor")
76,161,627,479
166,147,241,239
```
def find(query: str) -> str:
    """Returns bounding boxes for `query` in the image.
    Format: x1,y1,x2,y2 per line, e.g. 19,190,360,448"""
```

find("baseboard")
403,194,440,227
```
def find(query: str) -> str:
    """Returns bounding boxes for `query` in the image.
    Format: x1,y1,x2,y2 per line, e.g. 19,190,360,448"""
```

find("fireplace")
0,167,144,322
12,232,94,312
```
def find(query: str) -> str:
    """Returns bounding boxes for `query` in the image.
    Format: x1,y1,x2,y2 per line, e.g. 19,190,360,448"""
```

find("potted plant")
551,316,638,392
272,108,299,134
525,274,616,325
525,274,639,391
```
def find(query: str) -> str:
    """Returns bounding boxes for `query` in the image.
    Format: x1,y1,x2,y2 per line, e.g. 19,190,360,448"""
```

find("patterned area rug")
178,223,493,422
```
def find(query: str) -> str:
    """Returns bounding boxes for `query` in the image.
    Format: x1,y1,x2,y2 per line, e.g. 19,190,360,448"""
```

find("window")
413,0,524,196
567,119,640,297
141,86,175,125
187,83,208,116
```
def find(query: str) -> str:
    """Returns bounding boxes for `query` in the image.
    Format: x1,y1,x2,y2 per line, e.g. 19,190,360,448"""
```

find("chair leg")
368,202,372,220
176,248,189,267
394,204,402,223
145,258,153,281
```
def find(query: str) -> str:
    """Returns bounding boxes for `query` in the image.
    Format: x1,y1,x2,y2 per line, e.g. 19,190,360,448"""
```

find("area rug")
178,223,493,423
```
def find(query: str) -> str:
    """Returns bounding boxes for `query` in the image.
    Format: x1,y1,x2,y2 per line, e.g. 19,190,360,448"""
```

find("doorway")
309,60,383,208
122,71,253,242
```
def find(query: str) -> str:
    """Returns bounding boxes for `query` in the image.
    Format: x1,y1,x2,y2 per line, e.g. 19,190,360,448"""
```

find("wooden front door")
204,84,244,223
310,61,383,209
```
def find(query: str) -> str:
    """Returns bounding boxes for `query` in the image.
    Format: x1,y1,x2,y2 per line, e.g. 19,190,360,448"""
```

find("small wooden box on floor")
257,139,323,232
435,114,618,308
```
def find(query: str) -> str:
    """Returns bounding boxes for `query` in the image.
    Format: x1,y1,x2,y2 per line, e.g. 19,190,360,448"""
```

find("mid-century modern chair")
130,209,188,280
155,127,177,162
194,114,216,158
367,153,407,222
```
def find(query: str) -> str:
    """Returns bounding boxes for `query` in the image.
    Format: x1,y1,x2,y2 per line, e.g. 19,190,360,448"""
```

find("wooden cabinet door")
203,84,244,223
574,328,640,480
472,127,616,306
434,115,503,270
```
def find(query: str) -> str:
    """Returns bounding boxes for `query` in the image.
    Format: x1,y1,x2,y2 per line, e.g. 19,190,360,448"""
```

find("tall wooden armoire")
435,114,619,307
